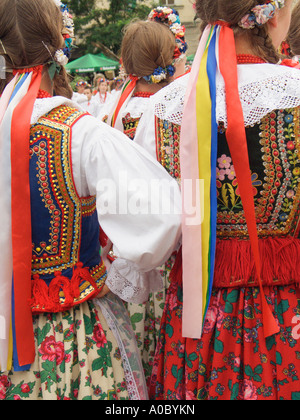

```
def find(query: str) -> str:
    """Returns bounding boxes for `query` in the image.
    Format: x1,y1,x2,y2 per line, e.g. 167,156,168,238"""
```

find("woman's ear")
267,13,279,29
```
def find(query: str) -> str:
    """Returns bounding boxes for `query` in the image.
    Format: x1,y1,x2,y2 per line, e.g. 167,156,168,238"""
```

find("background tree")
65,0,153,58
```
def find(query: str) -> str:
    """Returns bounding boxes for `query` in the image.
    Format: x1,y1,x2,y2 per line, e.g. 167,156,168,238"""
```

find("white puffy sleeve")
134,98,157,160
134,73,190,159
71,115,182,303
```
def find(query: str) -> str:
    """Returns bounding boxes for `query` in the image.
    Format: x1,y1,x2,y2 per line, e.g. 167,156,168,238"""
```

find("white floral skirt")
0,297,146,400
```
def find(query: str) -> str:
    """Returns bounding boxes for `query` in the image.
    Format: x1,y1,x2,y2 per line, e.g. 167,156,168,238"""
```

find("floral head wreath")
0,0,74,75
53,0,75,66
239,0,285,29
148,7,188,60
76,80,88,88
143,65,176,84
144,7,188,84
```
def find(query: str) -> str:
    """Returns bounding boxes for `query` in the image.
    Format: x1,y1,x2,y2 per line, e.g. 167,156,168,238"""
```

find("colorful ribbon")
0,76,18,372
180,26,211,339
195,26,216,324
218,25,279,338
110,76,139,130
180,23,279,339
0,67,42,371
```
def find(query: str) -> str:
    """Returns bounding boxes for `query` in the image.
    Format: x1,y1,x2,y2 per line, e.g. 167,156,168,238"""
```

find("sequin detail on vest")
29,105,107,313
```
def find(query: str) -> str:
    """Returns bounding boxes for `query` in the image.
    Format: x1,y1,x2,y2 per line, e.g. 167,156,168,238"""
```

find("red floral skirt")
149,254,300,400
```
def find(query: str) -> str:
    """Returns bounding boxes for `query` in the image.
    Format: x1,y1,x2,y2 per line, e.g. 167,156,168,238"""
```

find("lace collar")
31,96,83,125
153,64,300,128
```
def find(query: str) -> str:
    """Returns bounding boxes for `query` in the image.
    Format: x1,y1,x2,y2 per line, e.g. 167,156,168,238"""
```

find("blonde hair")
121,20,176,81
0,0,73,97
196,0,280,64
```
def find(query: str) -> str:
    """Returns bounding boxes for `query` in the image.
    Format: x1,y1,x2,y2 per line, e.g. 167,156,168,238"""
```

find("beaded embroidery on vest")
155,116,181,181
216,108,300,239
29,105,107,313
214,107,300,288
122,113,141,140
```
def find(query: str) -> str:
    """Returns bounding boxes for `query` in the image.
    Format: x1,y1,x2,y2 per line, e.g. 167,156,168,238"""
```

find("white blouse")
119,96,152,120
31,97,182,303
135,64,300,152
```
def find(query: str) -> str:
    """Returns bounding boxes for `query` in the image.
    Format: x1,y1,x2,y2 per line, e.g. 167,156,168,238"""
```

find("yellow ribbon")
196,34,213,320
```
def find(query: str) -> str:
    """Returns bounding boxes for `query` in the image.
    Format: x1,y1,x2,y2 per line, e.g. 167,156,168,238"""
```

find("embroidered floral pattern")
122,113,141,140
150,265,300,401
216,154,262,213
217,108,300,238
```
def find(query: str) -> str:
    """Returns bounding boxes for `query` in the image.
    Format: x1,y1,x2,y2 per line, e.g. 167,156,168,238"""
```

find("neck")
135,79,169,94
234,34,259,56
39,67,53,96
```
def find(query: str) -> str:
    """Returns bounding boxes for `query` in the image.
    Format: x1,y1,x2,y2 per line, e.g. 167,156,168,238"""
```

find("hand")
96,285,111,298
101,239,113,270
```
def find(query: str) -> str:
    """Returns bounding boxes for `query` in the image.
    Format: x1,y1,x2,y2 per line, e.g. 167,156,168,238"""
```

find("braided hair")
0,0,73,97
196,0,280,64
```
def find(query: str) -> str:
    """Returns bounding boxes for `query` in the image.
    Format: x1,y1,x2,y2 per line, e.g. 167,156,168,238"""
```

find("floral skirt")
0,301,131,400
126,255,176,386
149,256,300,401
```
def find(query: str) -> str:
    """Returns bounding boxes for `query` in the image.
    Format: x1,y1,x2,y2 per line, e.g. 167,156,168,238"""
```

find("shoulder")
143,73,190,126
32,96,85,125
153,72,190,105
40,105,87,127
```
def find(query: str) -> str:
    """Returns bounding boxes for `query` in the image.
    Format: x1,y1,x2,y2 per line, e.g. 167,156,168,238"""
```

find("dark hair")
196,0,280,64
0,0,73,97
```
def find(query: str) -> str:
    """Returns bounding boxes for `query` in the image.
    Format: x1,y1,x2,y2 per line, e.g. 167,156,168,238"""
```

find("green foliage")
65,0,153,56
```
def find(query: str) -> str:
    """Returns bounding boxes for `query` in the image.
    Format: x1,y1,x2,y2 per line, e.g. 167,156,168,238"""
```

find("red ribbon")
10,69,42,366
218,26,279,338
12,65,44,76
213,20,231,27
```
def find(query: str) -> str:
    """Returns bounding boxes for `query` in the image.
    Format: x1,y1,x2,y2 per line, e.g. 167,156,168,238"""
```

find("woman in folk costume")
93,78,114,121
72,80,88,105
108,7,188,141
0,0,182,400
136,0,300,400
105,7,187,385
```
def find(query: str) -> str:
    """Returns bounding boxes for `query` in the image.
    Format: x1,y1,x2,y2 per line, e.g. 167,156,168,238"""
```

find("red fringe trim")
214,236,300,288
30,263,103,313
